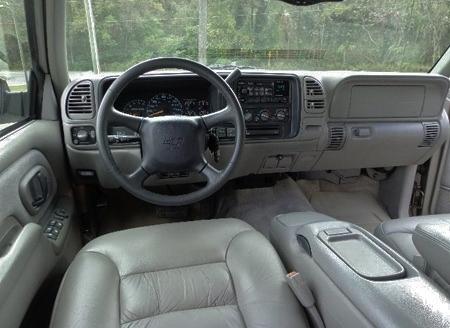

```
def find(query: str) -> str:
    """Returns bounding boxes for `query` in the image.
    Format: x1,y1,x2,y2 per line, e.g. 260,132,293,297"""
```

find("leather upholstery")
375,215,450,294
50,219,309,328
413,223,450,289
375,215,450,263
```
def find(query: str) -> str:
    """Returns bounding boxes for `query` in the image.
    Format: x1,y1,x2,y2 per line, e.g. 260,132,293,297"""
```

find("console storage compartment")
318,227,405,281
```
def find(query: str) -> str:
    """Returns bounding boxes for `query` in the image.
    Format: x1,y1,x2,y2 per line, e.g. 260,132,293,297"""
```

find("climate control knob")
260,110,270,122
276,109,287,121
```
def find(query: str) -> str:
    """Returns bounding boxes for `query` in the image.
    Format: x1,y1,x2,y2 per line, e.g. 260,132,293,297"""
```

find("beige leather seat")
375,215,450,294
50,219,308,328
375,215,450,264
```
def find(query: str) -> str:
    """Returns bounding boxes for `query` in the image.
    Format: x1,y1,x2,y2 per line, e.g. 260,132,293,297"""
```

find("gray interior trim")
41,75,59,121
431,45,450,77
0,120,70,192
0,150,57,225
379,165,417,219
271,212,450,328
61,71,450,188
31,0,49,74
0,223,56,328
45,0,69,98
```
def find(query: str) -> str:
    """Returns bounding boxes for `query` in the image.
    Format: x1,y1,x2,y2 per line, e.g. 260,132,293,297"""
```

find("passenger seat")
375,215,450,294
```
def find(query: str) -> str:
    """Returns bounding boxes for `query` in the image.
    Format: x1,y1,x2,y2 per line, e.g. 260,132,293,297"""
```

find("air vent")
304,77,324,96
420,122,440,147
66,80,94,119
327,126,346,150
304,77,325,114
306,99,325,112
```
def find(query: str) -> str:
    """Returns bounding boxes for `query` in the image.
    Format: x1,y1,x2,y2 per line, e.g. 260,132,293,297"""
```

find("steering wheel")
96,58,245,206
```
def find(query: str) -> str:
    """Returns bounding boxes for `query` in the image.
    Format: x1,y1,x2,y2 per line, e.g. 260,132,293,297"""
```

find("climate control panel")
231,76,298,140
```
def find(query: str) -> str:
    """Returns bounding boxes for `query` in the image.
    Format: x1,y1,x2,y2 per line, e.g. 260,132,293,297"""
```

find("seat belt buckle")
287,271,325,328
286,271,315,308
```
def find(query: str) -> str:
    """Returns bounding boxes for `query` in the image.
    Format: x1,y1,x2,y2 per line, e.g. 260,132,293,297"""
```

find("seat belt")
286,271,325,328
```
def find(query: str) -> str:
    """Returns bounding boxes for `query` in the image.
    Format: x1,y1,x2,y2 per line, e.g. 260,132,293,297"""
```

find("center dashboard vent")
420,122,440,147
327,126,346,150
304,77,325,114
66,80,94,119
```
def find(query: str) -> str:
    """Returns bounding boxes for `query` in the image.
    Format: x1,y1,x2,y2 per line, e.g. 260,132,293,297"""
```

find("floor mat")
309,191,391,232
97,190,215,235
218,177,314,237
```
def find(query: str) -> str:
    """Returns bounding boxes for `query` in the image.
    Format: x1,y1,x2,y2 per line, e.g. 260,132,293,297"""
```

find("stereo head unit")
218,75,300,141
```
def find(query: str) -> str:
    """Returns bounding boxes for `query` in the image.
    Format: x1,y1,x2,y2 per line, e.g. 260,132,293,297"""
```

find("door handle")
29,171,48,208
19,165,51,215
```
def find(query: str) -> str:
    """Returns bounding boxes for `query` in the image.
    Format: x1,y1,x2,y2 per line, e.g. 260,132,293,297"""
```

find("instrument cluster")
120,93,210,118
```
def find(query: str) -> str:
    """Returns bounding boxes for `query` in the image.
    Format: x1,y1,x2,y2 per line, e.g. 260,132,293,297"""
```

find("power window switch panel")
46,233,57,240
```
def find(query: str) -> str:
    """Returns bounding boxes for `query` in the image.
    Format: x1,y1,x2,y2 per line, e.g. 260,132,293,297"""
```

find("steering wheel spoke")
201,106,234,129
127,166,152,187
110,107,144,132
196,158,221,184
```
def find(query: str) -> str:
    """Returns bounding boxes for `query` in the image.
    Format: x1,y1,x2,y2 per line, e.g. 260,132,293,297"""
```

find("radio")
221,76,298,140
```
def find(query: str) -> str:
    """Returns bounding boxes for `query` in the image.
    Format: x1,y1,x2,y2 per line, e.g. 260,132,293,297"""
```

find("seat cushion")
375,214,450,263
50,219,308,328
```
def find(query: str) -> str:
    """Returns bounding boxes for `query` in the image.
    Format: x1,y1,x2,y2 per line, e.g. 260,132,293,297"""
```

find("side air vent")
304,76,325,114
420,122,440,147
66,80,94,119
327,126,346,150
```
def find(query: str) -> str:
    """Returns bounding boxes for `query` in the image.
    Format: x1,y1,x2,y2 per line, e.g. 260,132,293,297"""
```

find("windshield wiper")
280,0,342,5
209,64,258,70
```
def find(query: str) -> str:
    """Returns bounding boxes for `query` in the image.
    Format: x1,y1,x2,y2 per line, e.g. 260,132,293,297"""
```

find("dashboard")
100,74,299,142
61,70,450,188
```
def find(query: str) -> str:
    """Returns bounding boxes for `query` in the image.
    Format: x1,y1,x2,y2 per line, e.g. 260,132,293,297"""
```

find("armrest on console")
413,223,450,291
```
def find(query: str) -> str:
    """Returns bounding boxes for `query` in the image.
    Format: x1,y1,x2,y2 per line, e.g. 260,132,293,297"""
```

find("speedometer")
147,93,183,117
122,99,147,117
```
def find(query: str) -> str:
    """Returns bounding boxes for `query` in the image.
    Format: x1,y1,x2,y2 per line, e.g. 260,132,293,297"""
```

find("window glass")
67,0,450,74
0,0,32,132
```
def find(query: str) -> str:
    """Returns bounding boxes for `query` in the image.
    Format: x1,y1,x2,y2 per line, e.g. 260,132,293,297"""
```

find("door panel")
0,120,78,328
0,149,57,224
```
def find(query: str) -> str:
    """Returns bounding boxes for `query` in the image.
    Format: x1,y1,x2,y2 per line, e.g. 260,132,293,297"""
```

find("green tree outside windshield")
66,0,450,73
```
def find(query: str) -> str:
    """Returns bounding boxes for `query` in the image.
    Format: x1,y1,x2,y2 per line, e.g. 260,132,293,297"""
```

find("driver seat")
50,219,309,328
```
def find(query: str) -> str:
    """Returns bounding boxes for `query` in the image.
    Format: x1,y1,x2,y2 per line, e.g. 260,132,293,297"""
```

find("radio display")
274,80,289,97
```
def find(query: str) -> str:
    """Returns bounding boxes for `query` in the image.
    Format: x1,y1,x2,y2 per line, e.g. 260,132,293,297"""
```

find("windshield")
67,0,450,75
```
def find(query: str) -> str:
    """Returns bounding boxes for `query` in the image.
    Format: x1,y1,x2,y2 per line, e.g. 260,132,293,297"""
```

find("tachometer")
147,93,183,117
122,99,147,117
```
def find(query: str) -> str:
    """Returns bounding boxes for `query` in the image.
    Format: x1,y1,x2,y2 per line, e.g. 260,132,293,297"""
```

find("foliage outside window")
67,0,450,75
0,0,32,131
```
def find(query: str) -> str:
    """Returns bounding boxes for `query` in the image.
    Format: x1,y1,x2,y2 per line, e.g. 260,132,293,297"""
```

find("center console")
270,212,450,328
216,74,300,141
